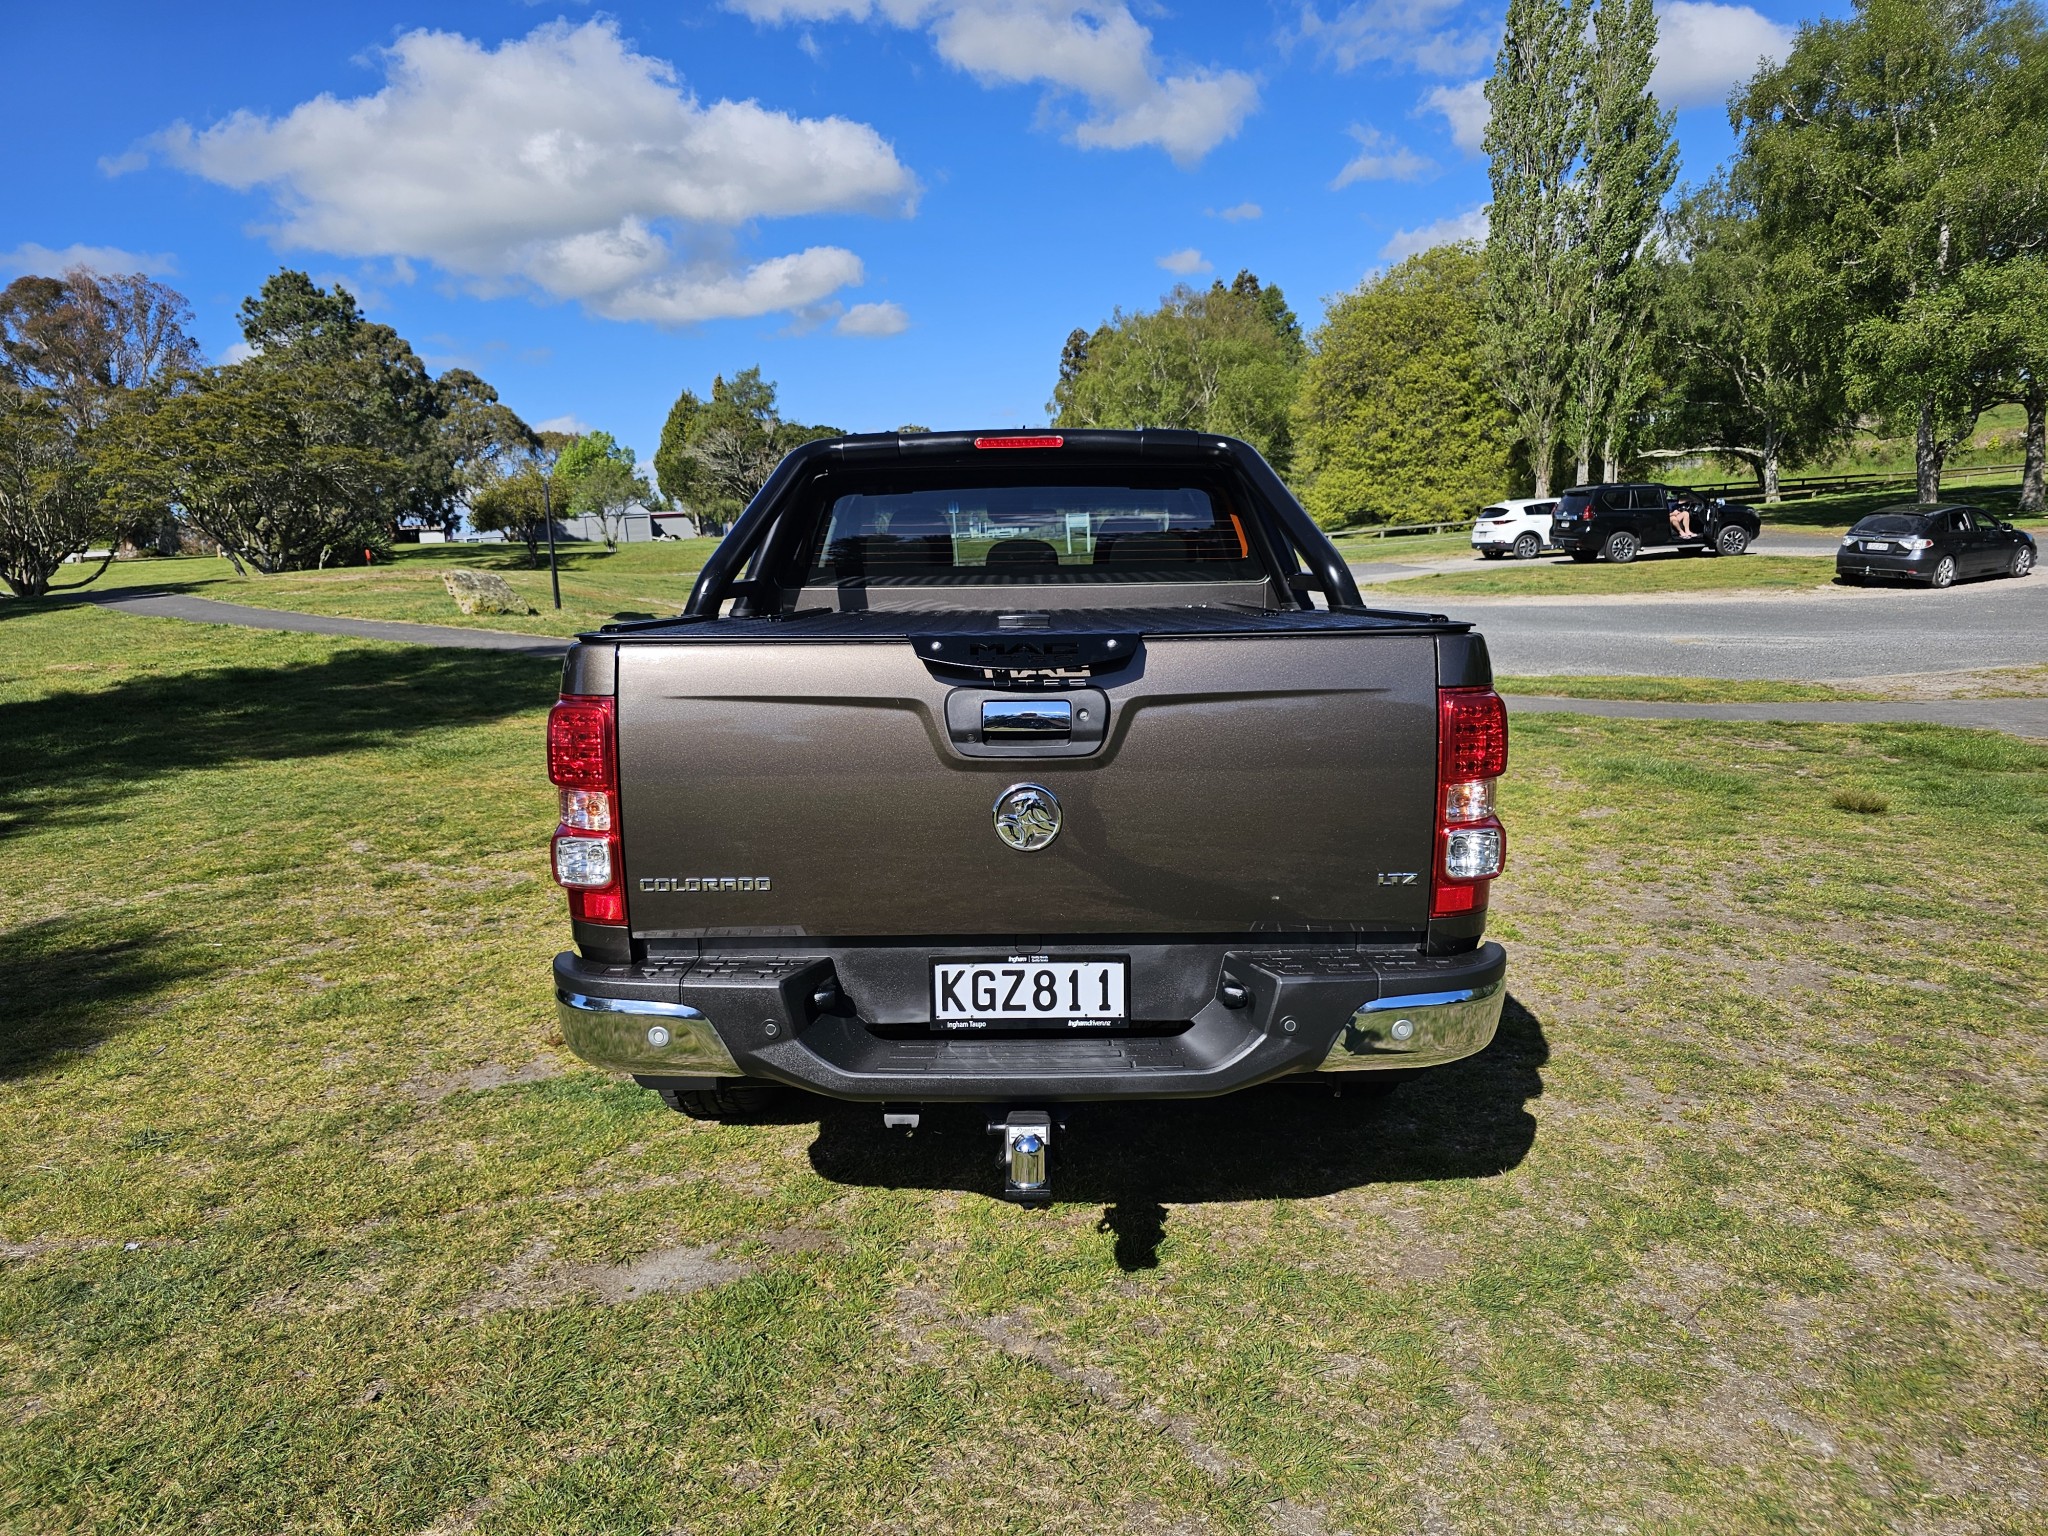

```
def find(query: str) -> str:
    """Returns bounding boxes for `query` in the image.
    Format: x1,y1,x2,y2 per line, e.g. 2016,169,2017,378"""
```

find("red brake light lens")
973,434,1064,450
1439,688,1508,783
548,696,615,790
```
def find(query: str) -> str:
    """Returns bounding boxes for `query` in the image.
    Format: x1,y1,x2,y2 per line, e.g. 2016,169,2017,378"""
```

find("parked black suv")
1836,503,2037,588
1550,484,1762,563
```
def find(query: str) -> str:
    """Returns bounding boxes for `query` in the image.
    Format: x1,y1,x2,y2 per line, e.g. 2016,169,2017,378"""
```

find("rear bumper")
1836,554,1926,580
554,942,1508,1102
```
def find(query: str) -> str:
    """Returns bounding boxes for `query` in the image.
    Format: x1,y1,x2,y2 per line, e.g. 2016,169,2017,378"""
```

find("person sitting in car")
1669,494,1700,540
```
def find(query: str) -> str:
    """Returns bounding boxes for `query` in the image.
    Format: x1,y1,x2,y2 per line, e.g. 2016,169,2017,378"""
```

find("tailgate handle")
981,699,1072,742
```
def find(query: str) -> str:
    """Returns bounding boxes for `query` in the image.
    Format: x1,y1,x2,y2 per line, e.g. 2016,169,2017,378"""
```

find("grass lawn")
1496,674,1881,702
1367,552,1837,598
1497,666,2048,704
5,605,2048,1533
67,538,722,637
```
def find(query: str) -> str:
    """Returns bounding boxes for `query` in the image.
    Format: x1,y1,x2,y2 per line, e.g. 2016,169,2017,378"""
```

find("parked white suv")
1471,499,1558,560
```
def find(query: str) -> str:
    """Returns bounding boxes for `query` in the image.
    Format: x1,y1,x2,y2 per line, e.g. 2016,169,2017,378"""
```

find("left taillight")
548,695,625,926
1431,686,1508,919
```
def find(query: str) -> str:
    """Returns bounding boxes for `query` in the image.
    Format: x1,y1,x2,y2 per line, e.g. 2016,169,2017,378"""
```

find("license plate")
931,957,1127,1028
1863,541,1890,551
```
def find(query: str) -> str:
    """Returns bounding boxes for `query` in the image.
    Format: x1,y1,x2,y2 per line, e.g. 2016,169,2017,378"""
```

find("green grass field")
4,604,2046,1533
1497,667,2048,703
75,538,721,637
1365,552,1840,598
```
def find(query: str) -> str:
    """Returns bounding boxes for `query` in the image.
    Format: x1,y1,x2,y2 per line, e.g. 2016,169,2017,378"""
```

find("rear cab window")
782,469,1273,609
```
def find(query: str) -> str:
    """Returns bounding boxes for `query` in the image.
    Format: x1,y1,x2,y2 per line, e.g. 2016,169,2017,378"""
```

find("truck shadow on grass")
805,995,1547,1265
0,918,205,1081
0,645,557,824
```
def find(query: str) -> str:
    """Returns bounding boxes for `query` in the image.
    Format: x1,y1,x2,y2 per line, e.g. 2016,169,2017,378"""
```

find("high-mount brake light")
548,694,626,928
1431,686,1508,920
973,434,1064,450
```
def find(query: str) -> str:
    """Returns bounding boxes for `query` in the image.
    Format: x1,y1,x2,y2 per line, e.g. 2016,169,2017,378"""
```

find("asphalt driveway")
1438,574,2047,681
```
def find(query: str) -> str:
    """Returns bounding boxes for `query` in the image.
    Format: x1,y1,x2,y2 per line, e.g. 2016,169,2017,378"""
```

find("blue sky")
5,0,1820,483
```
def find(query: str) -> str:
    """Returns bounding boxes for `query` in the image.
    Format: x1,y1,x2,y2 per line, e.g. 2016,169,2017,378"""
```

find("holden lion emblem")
993,783,1062,851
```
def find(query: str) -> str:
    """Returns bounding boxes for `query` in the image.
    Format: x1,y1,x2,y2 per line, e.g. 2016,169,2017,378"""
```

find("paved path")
92,590,571,656
1435,576,2048,680
1508,693,2048,737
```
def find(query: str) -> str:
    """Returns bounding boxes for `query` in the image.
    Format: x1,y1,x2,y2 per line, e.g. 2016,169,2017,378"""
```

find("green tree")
433,370,534,533
1650,185,1850,500
1965,255,2048,510
654,368,840,534
1568,0,1678,483
556,430,658,549
1292,245,1513,528
0,384,97,598
1,270,200,434
1734,0,2048,500
1049,271,1306,470
97,359,406,573
234,271,457,534
0,267,202,584
470,429,577,563
1484,0,1591,496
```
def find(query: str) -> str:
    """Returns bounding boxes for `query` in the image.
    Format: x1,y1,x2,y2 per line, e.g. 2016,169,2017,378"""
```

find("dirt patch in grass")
403,1057,564,1103
458,1237,754,1315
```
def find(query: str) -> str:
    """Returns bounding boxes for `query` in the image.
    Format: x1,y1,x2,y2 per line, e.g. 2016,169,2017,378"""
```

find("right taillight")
1432,687,1507,919
548,695,625,926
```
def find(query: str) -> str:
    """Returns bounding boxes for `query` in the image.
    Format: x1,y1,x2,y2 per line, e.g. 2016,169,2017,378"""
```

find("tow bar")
990,1108,1054,1205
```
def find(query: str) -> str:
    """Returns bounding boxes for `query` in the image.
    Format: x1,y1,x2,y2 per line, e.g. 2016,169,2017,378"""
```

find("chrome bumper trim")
555,989,742,1077
1315,975,1506,1072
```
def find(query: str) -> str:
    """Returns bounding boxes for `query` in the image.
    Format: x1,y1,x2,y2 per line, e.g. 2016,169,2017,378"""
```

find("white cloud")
536,414,594,435
1651,1,1793,108
730,0,1258,165
1295,0,1494,77
1332,125,1435,187
1402,1,1786,162
0,242,179,278
150,20,914,325
1422,78,1489,155
1156,247,1211,275
837,300,911,336
1213,201,1262,221
219,340,260,364
1379,206,1486,261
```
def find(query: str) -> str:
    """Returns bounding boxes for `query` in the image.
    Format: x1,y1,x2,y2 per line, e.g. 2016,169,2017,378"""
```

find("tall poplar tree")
1569,0,1677,483
1483,0,1590,496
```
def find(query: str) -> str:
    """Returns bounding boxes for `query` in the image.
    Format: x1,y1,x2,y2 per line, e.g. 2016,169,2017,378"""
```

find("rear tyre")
660,1080,782,1120
1838,570,1866,586
1602,531,1641,564
2012,546,2035,578
1479,548,1506,560
1513,532,1542,560
1715,526,1751,556
1930,555,1958,589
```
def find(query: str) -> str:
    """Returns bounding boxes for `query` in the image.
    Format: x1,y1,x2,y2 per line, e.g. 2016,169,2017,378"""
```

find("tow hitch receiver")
989,1109,1054,1205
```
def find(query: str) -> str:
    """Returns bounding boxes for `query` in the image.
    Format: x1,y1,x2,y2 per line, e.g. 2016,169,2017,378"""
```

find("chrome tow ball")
989,1109,1054,1205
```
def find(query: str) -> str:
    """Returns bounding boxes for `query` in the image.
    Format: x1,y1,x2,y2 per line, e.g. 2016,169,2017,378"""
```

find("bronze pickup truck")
547,429,1508,1201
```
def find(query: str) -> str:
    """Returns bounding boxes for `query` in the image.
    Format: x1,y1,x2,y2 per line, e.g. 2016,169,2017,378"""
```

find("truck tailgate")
615,632,1438,939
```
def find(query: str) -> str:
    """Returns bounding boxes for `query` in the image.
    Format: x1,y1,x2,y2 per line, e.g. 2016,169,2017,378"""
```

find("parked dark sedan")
1550,483,1762,562
1836,504,2037,588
